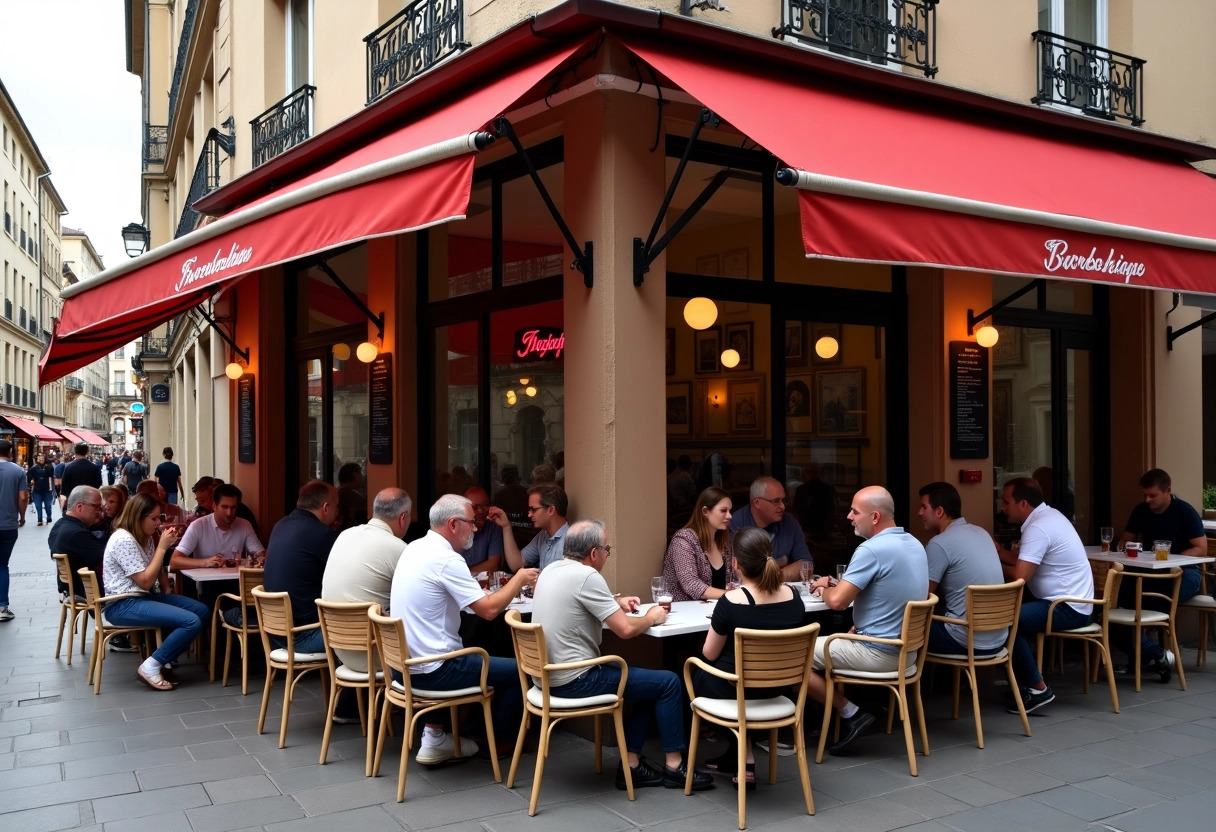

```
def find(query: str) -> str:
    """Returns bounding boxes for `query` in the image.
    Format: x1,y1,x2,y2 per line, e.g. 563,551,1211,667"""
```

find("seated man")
807,486,928,754
918,481,1007,655
391,494,538,764
48,486,106,599
997,477,1092,714
210,477,260,537
170,483,264,571
729,476,812,581
463,485,504,575
500,483,569,572
191,477,216,516
531,519,714,791
262,480,341,654
1115,467,1207,679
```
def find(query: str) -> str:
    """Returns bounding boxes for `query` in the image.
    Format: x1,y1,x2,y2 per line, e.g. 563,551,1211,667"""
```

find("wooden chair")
52,554,90,665
250,586,330,748
1109,565,1186,692
925,580,1029,748
209,567,263,694
369,605,500,803
1179,562,1216,668
76,568,161,695
816,595,937,776
316,599,384,776
1035,561,1120,713
504,608,631,816
684,622,820,829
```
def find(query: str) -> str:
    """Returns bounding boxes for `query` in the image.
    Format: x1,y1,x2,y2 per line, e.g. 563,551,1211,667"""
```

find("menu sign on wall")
949,341,989,459
369,354,393,465
237,375,256,463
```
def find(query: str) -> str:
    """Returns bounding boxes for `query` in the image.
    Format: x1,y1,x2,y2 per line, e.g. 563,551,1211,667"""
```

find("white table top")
178,565,244,582
1084,545,1214,570
1204,519,1216,533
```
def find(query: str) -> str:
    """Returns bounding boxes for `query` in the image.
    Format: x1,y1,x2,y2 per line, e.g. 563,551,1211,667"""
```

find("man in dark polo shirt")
48,486,107,598
59,444,102,510
463,485,504,575
262,479,340,653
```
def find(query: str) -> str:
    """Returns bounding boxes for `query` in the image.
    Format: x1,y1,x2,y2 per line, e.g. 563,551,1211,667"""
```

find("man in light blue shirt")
502,483,569,571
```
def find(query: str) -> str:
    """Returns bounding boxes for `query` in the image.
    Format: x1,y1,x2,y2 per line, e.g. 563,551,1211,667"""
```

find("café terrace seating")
52,553,90,666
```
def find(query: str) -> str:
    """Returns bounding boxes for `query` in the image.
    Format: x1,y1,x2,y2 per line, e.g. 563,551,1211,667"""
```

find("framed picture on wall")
723,322,754,371
785,372,814,436
695,327,721,374
817,368,865,437
728,376,765,434
665,328,676,376
785,321,806,367
723,248,749,279
992,326,1024,366
666,382,691,436
695,254,720,276
810,323,843,366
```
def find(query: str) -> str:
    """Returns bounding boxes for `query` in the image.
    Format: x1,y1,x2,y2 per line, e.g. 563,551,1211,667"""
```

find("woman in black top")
694,526,805,787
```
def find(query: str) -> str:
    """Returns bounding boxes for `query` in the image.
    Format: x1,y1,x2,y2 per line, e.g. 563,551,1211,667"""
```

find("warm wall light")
356,341,379,362
332,343,351,361
505,390,517,406
720,348,740,369
815,335,840,360
224,362,244,380
519,377,530,385
683,297,718,330
975,324,1000,348
525,386,537,397
711,393,721,409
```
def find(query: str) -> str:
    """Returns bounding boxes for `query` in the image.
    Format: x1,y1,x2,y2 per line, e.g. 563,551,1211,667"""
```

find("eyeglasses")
526,505,547,515
597,544,613,557
453,517,477,527
756,496,788,507
470,503,489,511
84,502,104,512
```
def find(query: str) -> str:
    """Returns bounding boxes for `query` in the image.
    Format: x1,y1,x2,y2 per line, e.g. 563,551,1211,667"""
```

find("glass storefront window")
433,321,479,494
663,158,762,280
299,245,369,333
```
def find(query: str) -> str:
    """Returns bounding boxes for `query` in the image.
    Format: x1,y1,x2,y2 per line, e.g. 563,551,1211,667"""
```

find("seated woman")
663,486,738,602
100,493,207,691
693,526,806,787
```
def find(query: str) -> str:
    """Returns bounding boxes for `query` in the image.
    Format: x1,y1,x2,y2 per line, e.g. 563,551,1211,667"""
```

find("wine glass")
1100,526,1114,552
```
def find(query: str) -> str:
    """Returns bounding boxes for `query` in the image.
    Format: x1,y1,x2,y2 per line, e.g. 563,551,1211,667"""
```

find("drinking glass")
1154,540,1171,561
650,577,666,604
799,561,812,587
1100,527,1114,553
835,564,847,581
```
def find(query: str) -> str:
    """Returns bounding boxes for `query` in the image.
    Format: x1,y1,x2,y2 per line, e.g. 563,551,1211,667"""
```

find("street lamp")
121,223,150,258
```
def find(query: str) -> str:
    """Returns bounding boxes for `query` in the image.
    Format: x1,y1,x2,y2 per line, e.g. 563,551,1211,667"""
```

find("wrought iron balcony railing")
251,85,315,168
365,0,468,105
167,0,200,127
65,376,83,391
144,124,168,170
773,0,938,77
175,121,235,239
1031,31,1144,126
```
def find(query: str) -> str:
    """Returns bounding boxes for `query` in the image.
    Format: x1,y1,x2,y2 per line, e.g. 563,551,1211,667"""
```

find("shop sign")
238,376,256,463
131,401,147,413
369,355,393,465
149,385,169,403
514,327,565,360
0,428,13,436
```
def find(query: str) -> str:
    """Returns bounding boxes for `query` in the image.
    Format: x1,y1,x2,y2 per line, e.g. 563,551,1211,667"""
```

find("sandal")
732,763,757,792
137,666,174,691
705,751,738,774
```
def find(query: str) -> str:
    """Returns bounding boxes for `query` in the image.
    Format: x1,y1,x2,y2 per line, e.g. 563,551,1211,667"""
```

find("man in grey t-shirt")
0,439,30,621
917,481,1006,654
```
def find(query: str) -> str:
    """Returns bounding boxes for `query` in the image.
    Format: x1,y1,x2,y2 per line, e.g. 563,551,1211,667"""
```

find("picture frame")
665,382,691,436
723,248,749,280
816,368,865,437
810,322,843,366
695,254,720,276
785,321,806,367
992,326,1024,367
665,328,676,376
695,327,721,374
785,372,814,436
723,321,754,372
727,375,765,435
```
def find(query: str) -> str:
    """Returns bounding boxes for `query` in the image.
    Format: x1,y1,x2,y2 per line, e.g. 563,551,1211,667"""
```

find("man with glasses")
48,486,107,599
463,485,504,576
729,476,812,581
500,483,569,572
391,494,538,764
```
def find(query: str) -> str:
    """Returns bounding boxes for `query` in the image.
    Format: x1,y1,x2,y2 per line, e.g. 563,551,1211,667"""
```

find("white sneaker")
0,607,14,622
754,736,797,757
416,732,478,765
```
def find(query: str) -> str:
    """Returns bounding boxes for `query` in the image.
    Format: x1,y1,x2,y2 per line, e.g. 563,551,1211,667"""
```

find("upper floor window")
1038,0,1105,46
286,0,312,94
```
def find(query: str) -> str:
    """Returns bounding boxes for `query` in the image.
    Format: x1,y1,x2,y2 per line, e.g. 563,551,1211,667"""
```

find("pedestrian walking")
0,439,30,621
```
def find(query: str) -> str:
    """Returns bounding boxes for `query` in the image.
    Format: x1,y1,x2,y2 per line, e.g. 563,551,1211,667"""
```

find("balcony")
365,0,468,105
1031,31,1144,126
251,85,315,168
773,0,938,77
176,122,235,238
167,0,200,127
65,377,83,390
144,123,168,170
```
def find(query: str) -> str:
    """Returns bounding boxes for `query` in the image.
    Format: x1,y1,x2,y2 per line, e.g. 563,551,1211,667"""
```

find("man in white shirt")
391,494,538,764
998,477,1093,715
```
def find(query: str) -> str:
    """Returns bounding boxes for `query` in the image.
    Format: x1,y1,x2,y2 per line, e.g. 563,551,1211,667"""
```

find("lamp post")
121,223,150,258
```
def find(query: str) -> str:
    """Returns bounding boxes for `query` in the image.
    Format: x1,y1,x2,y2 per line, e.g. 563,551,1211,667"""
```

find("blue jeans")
409,653,523,742
31,491,53,523
0,528,15,606
269,626,326,655
1011,598,1091,687
166,493,178,505
104,592,209,664
928,621,1004,656
550,663,685,754
1112,566,1202,661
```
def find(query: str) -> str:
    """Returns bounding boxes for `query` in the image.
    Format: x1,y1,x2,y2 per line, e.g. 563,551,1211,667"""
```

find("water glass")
835,564,847,581
799,561,812,587
1100,526,1114,553
650,576,666,604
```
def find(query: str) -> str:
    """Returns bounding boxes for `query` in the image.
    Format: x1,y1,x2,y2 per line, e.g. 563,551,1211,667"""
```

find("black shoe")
108,636,138,653
616,757,666,790
1007,684,1055,714
1145,655,1172,683
663,761,715,791
828,709,876,755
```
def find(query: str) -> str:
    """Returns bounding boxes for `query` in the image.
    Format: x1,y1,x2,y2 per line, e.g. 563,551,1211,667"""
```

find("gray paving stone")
926,774,1017,808
1,771,137,814
885,783,972,818
98,810,195,832
188,738,250,760
1080,736,1178,767
63,746,190,779
479,800,639,832
1030,784,1137,821
122,723,233,752
1101,788,1216,832
264,804,408,832
13,728,64,751
0,760,63,791
135,753,265,790
68,713,186,743
802,762,911,803
965,761,1065,796
793,795,927,832
29,708,126,732
204,773,283,804
1011,746,1129,782
0,717,31,737
980,795,1093,831
294,774,435,815
267,756,371,793
91,783,212,823
185,795,307,832
1073,775,1170,808
0,801,85,832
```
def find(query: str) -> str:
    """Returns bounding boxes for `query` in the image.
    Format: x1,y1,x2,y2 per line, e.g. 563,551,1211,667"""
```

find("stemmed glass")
1100,527,1114,553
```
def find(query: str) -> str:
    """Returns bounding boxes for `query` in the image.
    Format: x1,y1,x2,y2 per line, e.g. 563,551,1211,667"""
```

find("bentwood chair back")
925,580,1029,748
368,605,500,802
250,586,329,749
53,553,90,665
77,568,161,695
209,567,263,694
684,622,820,829
1109,565,1186,692
315,599,382,775
816,595,937,776
1035,562,1120,713
505,609,632,816
1180,563,1216,668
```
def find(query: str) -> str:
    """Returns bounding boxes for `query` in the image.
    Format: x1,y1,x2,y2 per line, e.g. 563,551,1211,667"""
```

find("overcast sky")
0,0,142,269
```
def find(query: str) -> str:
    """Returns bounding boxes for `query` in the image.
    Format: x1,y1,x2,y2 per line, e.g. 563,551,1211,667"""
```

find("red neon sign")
514,327,565,360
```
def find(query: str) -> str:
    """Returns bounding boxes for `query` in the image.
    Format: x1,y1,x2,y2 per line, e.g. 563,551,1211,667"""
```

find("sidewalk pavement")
4,512,1216,831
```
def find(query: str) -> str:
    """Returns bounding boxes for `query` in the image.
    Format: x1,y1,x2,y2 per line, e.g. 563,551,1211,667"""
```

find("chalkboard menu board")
238,375,256,463
949,341,989,459
369,355,393,464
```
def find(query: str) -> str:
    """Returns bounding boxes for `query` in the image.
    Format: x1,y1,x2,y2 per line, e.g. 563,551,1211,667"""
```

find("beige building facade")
60,230,115,443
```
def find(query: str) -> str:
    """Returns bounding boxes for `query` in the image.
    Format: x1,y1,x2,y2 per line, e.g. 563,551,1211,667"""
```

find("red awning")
1,415,65,442
57,429,85,444
622,38,1216,293
73,429,111,446
39,40,582,384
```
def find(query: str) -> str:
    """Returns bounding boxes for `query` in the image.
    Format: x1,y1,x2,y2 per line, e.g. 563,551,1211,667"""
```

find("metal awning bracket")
494,117,593,288
195,302,249,363
1166,310,1216,351
316,260,385,340
967,279,1045,334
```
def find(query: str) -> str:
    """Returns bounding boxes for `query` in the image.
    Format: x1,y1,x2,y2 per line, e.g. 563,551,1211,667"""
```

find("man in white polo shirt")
998,477,1093,715
391,494,538,764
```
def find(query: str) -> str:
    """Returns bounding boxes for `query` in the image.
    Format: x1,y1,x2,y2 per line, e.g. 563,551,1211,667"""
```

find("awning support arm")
634,108,720,286
967,279,1045,334
494,116,593,288
1166,310,1216,351
316,260,385,341
195,304,249,364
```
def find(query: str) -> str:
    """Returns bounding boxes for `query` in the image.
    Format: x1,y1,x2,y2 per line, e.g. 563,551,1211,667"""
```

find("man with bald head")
807,485,928,754
463,485,504,575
